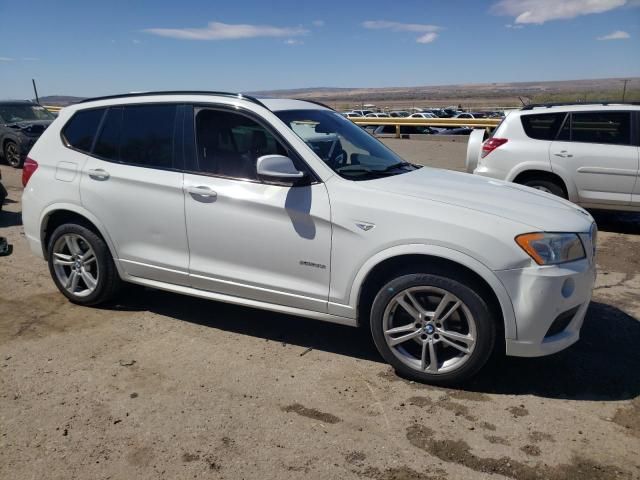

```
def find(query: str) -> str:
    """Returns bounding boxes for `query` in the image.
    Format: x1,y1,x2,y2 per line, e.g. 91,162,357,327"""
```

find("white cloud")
597,29,631,39
312,20,325,27
416,32,439,43
362,20,442,43
144,21,308,40
0,57,13,61
505,23,525,29
363,20,440,33
284,38,304,45
491,0,629,24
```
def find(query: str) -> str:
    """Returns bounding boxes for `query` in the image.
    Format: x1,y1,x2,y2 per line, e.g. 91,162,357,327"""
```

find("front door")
182,106,331,312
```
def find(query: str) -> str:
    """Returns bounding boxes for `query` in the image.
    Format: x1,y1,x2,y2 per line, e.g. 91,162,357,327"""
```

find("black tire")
47,223,121,305
3,141,23,168
370,273,496,386
522,178,566,199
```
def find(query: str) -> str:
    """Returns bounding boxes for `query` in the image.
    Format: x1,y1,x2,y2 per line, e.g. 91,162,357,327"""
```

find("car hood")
363,167,593,231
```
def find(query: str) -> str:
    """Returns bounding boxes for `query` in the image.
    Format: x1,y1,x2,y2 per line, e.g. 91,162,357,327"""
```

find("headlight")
515,232,586,265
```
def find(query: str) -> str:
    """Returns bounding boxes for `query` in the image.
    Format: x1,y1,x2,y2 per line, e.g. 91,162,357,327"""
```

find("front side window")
194,109,287,180
93,104,177,168
570,111,631,146
275,109,418,180
62,108,105,153
521,113,566,140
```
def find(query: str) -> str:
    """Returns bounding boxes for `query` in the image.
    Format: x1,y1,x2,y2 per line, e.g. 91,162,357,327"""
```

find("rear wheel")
370,273,495,385
522,178,566,198
3,141,22,168
47,224,121,305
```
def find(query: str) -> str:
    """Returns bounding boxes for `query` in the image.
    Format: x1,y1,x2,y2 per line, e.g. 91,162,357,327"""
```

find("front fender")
342,243,517,340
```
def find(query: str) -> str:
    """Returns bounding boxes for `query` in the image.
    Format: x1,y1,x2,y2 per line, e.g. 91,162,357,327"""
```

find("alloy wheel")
51,233,99,298
5,142,21,168
382,286,477,375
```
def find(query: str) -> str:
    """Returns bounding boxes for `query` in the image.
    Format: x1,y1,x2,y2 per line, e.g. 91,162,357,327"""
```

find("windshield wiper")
378,162,414,172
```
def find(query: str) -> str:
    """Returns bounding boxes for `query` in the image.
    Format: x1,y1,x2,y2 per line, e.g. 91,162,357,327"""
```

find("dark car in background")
372,125,472,136
0,101,55,168
0,169,7,211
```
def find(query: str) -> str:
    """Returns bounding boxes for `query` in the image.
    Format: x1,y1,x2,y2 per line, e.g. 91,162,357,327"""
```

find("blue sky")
1,0,639,99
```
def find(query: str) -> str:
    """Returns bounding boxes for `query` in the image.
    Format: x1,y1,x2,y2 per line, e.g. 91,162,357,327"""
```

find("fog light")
561,278,575,298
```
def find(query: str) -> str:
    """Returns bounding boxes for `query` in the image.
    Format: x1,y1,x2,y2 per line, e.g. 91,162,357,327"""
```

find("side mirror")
257,155,308,185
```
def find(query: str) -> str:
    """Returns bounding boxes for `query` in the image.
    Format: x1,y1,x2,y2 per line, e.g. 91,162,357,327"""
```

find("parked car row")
368,125,472,136
341,107,504,120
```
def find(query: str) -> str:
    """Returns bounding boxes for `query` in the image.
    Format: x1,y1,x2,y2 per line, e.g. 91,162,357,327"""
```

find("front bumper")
496,253,596,358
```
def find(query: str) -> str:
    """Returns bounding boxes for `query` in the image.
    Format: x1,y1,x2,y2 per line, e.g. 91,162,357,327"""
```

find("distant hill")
38,95,86,106
251,77,640,109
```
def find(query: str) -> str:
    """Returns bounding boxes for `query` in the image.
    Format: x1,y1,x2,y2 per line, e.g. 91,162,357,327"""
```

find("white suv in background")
466,103,640,211
22,92,597,385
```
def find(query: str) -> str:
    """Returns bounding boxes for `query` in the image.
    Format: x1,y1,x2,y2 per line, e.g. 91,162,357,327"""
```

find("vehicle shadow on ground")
591,210,640,235
110,289,639,401
110,286,382,362
0,208,22,228
466,301,640,401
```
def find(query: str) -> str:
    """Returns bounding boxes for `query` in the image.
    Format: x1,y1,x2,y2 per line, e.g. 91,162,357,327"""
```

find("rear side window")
521,113,566,140
62,108,105,153
93,104,177,168
570,111,631,146
94,108,122,160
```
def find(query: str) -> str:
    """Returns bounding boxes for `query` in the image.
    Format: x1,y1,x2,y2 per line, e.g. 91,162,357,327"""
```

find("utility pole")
32,79,40,104
621,79,628,102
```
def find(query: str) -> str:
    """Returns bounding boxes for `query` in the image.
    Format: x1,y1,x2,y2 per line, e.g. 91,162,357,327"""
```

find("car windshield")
0,104,55,123
275,109,418,180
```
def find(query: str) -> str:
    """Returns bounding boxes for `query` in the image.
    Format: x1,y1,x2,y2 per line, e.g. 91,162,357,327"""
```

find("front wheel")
3,141,23,168
370,273,496,385
47,224,121,305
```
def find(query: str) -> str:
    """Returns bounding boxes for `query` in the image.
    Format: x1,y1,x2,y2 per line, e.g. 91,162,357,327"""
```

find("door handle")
185,185,217,198
554,152,573,158
87,168,110,180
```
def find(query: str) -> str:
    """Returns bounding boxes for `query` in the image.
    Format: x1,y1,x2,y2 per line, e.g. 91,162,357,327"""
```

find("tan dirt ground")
1,139,639,480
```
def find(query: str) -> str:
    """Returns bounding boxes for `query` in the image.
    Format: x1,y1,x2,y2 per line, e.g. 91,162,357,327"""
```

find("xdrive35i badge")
299,261,327,269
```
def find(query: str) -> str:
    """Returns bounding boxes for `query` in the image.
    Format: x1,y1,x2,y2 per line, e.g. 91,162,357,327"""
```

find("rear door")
80,103,190,285
550,111,636,206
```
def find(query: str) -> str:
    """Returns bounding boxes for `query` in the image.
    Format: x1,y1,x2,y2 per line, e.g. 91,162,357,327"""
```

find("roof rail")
521,101,640,110
78,91,269,109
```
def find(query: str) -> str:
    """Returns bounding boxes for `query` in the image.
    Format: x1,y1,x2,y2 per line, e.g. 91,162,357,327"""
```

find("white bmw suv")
22,92,597,385
466,103,640,211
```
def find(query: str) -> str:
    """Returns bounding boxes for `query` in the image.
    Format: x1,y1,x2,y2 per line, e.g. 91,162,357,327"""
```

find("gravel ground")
1,139,639,480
